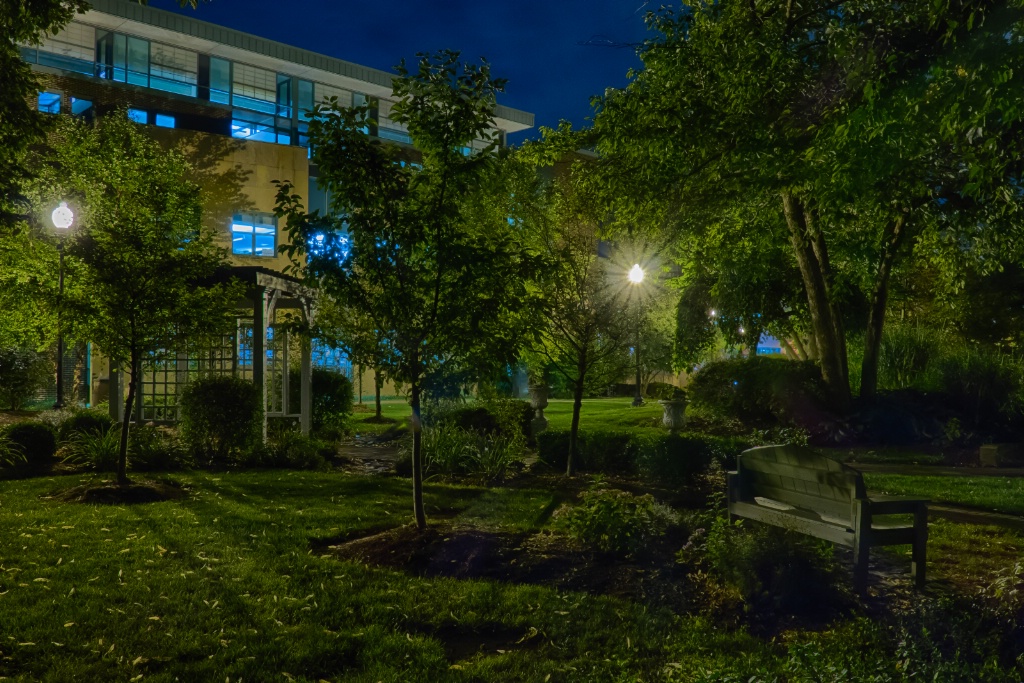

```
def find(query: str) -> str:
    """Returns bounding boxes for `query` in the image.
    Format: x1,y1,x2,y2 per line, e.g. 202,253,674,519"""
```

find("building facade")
22,0,534,430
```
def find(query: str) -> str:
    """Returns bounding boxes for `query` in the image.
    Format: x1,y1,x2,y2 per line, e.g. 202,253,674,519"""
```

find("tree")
528,166,631,476
276,50,543,530
36,112,237,484
0,348,50,410
592,0,1024,407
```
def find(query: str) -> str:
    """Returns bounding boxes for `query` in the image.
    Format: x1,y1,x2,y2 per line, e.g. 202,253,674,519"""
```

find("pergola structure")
109,266,316,441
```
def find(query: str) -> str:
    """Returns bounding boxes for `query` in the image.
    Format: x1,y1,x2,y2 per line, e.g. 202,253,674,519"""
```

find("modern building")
22,0,534,432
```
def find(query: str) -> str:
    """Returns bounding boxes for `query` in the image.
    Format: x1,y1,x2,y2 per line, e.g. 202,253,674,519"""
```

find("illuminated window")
149,42,197,97
70,97,92,116
37,92,61,114
128,108,147,124
231,213,277,257
155,113,175,128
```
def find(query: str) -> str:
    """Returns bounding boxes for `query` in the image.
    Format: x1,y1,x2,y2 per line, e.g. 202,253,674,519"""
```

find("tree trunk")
781,192,850,410
374,368,382,419
357,364,363,405
116,354,139,486
860,217,905,400
410,378,426,531
788,331,808,360
567,350,587,477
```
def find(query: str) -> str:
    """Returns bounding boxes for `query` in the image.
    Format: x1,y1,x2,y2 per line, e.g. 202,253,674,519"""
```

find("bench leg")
912,505,928,588
853,499,870,594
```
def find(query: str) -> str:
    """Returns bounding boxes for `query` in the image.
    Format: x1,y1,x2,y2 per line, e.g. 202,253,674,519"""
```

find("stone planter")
529,383,549,435
659,399,687,433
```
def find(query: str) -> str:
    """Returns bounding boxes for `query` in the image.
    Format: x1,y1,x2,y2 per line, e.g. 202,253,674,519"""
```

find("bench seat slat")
738,482,853,520
741,459,859,491
729,501,855,547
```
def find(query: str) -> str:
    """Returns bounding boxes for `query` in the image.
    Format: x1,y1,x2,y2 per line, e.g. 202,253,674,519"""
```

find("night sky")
147,0,652,142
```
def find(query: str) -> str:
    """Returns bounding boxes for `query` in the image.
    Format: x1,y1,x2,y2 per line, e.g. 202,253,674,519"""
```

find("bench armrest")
865,496,928,515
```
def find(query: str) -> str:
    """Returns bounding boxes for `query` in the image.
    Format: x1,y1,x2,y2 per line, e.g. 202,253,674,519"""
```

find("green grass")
864,473,1024,515
0,471,773,682
824,447,945,466
542,398,664,432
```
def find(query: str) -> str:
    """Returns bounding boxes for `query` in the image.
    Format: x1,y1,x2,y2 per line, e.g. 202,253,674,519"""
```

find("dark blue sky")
149,0,651,142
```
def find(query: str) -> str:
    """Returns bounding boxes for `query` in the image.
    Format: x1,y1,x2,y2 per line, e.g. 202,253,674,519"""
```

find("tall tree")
37,112,237,484
592,0,1024,407
276,50,543,530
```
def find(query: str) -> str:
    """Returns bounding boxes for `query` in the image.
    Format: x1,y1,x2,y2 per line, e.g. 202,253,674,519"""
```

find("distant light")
738,327,745,335
628,264,644,284
51,201,73,230
709,309,716,317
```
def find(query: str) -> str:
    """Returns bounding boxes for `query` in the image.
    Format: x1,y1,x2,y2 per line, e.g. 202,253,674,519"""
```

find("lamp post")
627,263,644,407
51,201,74,410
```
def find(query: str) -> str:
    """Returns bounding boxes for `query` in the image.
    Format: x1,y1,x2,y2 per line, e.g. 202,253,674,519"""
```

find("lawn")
864,472,1024,516
0,471,766,682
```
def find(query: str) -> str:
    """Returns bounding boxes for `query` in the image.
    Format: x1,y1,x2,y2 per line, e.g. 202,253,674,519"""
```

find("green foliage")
2,421,57,469
179,376,261,466
687,513,842,616
288,368,354,432
558,486,680,556
878,325,939,390
536,428,748,485
400,420,525,482
687,358,828,427
937,350,1023,427
56,407,114,442
246,432,332,471
0,348,50,410
127,425,190,472
60,427,120,472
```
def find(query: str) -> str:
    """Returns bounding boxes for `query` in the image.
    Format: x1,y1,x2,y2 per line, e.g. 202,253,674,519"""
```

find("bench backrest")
735,445,866,522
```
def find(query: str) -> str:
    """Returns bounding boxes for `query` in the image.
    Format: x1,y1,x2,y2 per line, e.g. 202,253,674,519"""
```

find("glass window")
70,97,92,116
314,83,353,110
231,213,277,257
276,73,291,118
230,110,276,143
37,21,94,75
232,63,277,114
155,113,175,128
149,42,197,97
209,57,231,104
95,31,127,82
297,80,313,120
128,108,147,124
38,92,61,114
377,99,412,144
126,36,149,87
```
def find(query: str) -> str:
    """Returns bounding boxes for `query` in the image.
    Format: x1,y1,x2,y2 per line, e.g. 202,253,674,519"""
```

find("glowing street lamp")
51,202,74,409
628,263,645,407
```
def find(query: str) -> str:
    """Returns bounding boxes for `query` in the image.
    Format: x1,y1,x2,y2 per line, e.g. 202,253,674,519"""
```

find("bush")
693,513,842,615
646,381,677,400
2,422,57,470
289,369,354,432
180,376,261,466
878,325,938,390
937,350,1023,427
558,486,680,556
57,408,114,442
246,431,332,471
536,428,748,484
60,428,121,472
129,425,191,472
688,357,828,426
0,348,51,410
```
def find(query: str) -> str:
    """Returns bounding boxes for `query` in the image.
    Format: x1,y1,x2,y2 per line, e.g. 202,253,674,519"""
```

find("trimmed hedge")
288,369,354,431
57,409,114,442
536,428,749,484
180,376,261,466
688,357,828,426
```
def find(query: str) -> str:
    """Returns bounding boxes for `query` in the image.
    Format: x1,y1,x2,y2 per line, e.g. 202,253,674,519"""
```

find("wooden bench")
727,445,928,591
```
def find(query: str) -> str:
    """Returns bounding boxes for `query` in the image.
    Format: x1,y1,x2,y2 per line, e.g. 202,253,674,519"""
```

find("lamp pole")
51,202,74,410
628,263,645,407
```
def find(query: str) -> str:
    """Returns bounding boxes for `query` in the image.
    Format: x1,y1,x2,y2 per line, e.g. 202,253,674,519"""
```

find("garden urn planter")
529,383,549,435
659,399,687,433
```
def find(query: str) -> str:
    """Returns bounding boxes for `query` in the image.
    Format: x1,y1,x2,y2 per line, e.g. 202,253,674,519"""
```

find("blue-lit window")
38,92,61,114
70,97,92,117
231,110,291,145
209,57,231,104
231,213,277,257
312,342,352,376
149,43,197,97
127,36,150,87
155,114,175,128
379,128,413,144
128,108,147,124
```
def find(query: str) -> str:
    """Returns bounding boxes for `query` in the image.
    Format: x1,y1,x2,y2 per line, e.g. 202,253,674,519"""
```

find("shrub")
179,376,261,466
937,350,1022,427
289,369,354,432
536,429,748,484
695,513,842,615
61,428,121,472
129,425,191,471
0,348,51,410
688,357,828,426
57,408,114,442
246,431,332,470
420,422,478,477
878,325,938,390
646,381,676,400
558,486,680,556
2,422,57,470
